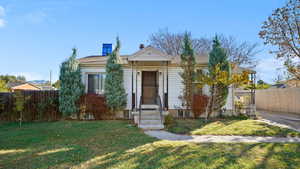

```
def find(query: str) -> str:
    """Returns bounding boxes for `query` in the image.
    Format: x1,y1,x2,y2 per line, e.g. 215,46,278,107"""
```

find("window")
87,73,106,94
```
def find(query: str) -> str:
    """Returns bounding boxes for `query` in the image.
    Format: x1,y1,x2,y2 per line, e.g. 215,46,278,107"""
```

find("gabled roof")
7,82,41,90
128,46,172,61
78,55,129,65
78,45,209,66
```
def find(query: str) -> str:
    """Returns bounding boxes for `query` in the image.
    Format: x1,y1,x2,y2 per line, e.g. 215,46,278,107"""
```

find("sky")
0,0,287,83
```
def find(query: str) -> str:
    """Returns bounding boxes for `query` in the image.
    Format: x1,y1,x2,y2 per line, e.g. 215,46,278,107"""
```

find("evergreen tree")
59,48,84,117
180,33,196,113
208,36,230,115
104,37,127,114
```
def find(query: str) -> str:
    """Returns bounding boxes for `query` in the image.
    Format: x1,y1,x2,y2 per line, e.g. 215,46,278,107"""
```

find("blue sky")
0,0,286,83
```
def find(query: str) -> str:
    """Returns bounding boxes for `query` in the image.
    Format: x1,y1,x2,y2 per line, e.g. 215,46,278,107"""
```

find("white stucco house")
78,45,235,129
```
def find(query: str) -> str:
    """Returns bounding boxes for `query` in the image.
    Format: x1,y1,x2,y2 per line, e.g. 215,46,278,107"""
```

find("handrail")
156,95,163,124
138,95,142,125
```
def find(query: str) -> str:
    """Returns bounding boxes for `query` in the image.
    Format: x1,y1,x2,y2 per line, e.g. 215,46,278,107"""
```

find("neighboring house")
283,78,300,88
7,82,41,92
78,44,237,128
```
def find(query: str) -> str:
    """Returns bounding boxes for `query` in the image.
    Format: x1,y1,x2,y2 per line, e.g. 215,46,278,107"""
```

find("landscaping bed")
0,121,299,169
166,116,300,137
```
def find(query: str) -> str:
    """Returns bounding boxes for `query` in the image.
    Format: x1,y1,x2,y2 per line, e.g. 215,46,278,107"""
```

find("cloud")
0,6,6,28
0,19,5,27
255,57,285,83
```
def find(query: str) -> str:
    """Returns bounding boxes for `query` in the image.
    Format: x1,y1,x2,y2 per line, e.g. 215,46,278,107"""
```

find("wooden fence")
0,90,61,121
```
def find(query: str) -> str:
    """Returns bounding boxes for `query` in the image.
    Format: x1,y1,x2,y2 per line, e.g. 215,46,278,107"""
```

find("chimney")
139,44,145,50
102,43,112,56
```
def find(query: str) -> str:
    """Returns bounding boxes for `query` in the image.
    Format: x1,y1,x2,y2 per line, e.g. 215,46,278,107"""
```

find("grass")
0,121,299,169
167,117,300,137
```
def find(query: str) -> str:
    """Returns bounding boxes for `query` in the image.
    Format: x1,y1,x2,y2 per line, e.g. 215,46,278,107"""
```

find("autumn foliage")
192,94,209,118
79,94,110,120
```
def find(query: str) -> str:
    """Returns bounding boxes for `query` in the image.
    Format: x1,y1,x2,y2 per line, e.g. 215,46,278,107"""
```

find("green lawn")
0,121,299,169
167,117,300,137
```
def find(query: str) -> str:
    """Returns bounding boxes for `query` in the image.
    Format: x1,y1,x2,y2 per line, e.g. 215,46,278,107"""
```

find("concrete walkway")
145,130,300,143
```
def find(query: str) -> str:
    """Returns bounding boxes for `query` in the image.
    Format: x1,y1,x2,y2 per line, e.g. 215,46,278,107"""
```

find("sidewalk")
145,130,300,143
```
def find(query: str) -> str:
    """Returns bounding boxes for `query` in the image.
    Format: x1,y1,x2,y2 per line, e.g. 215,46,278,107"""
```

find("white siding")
168,67,184,109
201,68,210,95
224,86,234,110
123,68,132,110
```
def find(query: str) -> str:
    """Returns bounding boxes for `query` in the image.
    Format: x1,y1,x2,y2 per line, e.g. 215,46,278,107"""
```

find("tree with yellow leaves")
196,63,249,120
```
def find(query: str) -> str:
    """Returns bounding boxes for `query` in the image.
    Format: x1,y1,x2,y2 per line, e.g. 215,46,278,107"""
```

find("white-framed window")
86,73,106,94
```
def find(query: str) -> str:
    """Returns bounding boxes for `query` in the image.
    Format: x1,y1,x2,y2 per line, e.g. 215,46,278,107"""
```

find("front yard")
0,121,300,169
166,116,300,137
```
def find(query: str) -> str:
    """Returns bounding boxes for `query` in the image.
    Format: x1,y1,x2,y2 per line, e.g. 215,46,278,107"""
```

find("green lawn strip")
0,121,299,169
167,118,300,137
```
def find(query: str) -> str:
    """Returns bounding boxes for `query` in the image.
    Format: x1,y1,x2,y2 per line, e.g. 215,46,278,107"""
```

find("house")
283,78,300,88
78,44,235,129
7,82,41,92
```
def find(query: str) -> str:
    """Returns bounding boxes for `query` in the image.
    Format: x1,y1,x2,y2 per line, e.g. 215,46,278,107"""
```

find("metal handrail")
156,95,163,124
138,95,142,125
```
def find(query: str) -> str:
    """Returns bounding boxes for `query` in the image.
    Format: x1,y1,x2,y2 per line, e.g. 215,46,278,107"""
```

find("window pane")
101,74,106,92
88,74,100,94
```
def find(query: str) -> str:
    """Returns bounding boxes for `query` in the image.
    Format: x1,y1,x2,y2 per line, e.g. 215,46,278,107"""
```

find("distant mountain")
28,80,50,85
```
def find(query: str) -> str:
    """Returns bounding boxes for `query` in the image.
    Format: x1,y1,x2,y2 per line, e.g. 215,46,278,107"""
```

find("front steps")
132,108,168,130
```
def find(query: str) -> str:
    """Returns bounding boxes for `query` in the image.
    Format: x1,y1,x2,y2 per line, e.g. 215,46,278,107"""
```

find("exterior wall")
168,67,184,109
123,68,132,110
80,65,236,116
224,86,234,111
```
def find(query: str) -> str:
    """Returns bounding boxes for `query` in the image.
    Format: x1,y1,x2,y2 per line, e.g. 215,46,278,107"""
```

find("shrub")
164,114,175,128
192,94,209,118
79,94,109,120
37,97,59,121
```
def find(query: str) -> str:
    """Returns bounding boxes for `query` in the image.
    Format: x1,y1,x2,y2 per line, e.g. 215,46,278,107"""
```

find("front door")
142,71,158,104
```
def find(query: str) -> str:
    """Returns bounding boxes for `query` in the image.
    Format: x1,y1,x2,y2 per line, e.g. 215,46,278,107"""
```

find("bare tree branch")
260,0,300,79
149,28,259,68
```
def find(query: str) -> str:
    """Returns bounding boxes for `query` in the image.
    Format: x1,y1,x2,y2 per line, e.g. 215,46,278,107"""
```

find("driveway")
257,110,300,131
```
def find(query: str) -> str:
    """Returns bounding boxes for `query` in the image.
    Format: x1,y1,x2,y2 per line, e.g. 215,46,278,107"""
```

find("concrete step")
140,119,162,125
138,124,164,130
138,115,161,120
132,111,169,116
141,104,159,109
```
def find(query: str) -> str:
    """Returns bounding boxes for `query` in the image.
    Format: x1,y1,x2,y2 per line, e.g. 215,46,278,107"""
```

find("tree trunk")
205,84,215,121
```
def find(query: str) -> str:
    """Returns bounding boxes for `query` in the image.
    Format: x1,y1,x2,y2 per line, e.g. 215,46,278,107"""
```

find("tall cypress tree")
59,48,84,117
104,37,127,114
180,33,196,113
208,36,230,114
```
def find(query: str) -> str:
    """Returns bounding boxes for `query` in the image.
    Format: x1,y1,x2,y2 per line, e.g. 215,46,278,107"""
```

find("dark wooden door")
142,71,158,104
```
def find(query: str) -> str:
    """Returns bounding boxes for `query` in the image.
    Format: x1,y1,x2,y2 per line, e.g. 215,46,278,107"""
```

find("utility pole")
50,70,52,86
